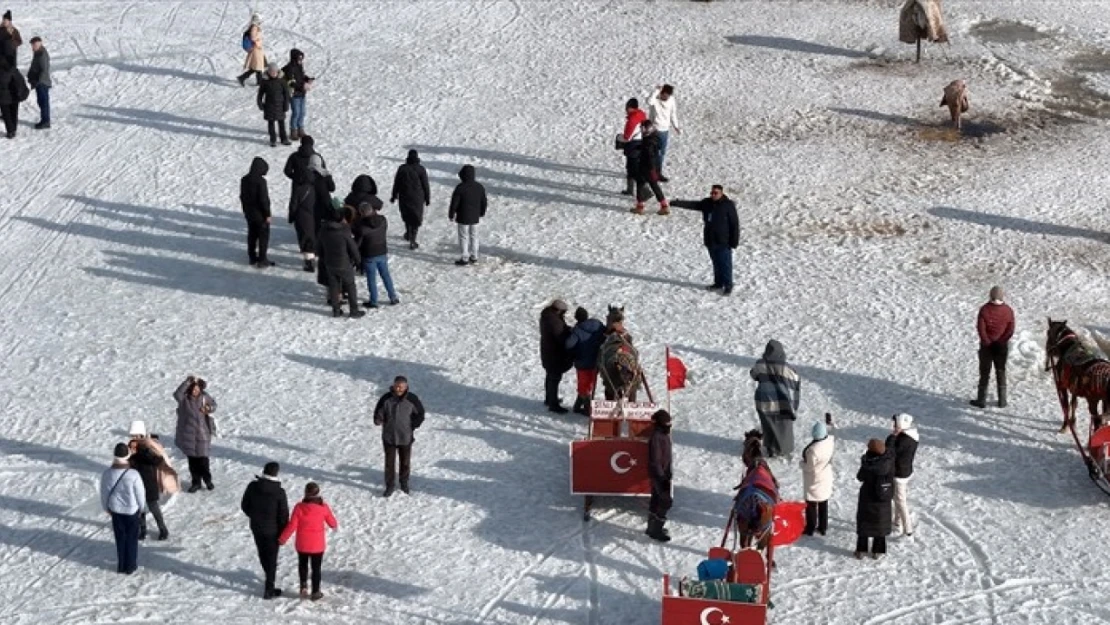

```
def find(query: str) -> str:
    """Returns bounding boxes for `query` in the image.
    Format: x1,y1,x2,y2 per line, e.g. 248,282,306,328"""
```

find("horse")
1045,319,1110,432
598,306,642,401
732,431,780,558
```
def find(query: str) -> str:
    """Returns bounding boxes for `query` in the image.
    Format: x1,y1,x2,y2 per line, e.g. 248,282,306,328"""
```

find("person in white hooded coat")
885,413,919,537
800,418,834,536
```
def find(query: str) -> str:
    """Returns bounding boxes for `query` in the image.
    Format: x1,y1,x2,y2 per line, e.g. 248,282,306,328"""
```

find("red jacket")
278,500,338,554
623,109,647,142
977,302,1014,346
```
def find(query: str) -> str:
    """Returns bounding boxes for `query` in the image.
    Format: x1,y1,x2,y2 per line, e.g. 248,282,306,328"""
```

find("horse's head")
1046,318,1073,371
606,305,625,327
741,429,763,469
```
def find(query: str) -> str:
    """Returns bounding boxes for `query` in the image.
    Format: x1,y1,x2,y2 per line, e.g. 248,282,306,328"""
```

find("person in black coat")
646,410,674,542
353,202,399,307
128,430,169,541
390,150,430,249
448,164,487,266
284,137,327,272
281,48,313,141
241,462,290,599
673,185,740,295
316,206,364,318
855,438,895,559
344,175,382,214
240,157,273,267
0,54,29,139
539,299,572,413
886,413,919,537
631,120,668,216
256,62,291,147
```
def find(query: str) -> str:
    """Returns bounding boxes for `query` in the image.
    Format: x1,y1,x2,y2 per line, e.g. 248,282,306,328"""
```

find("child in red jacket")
278,482,338,600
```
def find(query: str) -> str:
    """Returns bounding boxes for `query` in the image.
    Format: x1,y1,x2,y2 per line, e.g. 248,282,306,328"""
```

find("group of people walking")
0,10,51,138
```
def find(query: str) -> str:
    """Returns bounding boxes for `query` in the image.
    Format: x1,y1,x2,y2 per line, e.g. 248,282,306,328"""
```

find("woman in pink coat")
278,482,337,600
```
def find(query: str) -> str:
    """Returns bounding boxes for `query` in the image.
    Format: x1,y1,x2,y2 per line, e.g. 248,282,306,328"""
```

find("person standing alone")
373,376,426,497
674,185,739,295
647,84,680,181
646,410,674,542
749,339,801,458
390,149,430,249
173,375,217,492
970,286,1014,408
100,442,146,574
238,13,264,87
448,164,487,265
25,36,48,129
241,462,290,599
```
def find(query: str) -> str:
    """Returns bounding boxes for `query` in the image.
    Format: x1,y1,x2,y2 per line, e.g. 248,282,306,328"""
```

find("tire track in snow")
581,520,601,625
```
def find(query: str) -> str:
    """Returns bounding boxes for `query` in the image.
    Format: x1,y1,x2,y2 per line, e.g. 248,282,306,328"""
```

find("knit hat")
652,409,672,426
3,11,11,22
263,461,280,477
406,149,419,163
552,299,568,312
894,413,914,430
300,134,314,148
129,420,147,437
811,420,827,440
867,439,885,455
266,61,280,74
113,442,130,459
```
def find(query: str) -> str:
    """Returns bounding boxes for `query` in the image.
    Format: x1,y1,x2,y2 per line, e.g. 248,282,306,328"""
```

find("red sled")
660,548,770,625
569,400,659,519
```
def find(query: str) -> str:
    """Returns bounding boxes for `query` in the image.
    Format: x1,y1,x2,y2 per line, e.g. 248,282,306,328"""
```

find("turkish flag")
666,348,687,391
771,500,807,547
569,439,651,495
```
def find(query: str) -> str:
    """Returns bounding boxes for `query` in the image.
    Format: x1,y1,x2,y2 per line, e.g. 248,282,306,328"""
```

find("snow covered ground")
1,1,1109,623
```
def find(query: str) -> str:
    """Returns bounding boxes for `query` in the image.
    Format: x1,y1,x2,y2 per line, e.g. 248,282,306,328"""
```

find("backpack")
242,29,253,52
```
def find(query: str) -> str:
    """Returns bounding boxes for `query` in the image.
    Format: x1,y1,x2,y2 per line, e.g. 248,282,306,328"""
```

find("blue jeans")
35,85,50,125
656,130,669,173
290,96,306,131
363,255,397,305
708,245,733,289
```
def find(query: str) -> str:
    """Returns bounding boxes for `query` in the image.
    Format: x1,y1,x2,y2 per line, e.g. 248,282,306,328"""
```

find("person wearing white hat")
886,413,919,537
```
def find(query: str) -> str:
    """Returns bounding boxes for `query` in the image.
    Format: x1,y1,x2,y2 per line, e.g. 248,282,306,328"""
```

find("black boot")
646,515,671,542
969,383,987,408
621,177,635,196
572,397,590,415
997,384,1007,408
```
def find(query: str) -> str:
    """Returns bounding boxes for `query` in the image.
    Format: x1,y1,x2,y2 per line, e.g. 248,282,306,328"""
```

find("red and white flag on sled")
666,347,687,391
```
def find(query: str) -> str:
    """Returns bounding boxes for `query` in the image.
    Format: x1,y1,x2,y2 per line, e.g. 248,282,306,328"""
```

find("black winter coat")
0,61,28,105
344,175,382,213
648,429,673,482
374,391,426,446
637,133,662,180
0,29,16,68
676,195,740,249
240,476,290,535
240,157,271,223
130,445,163,504
449,165,487,225
886,431,918,479
391,159,430,226
284,145,317,187
257,74,291,121
856,449,895,537
316,220,360,275
281,59,308,96
355,213,388,259
539,306,572,373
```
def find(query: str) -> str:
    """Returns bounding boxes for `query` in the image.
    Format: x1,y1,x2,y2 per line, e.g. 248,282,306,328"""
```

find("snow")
1,0,1109,623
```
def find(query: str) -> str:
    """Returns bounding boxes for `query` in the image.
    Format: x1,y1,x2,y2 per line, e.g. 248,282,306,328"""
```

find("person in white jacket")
100,442,147,574
647,84,681,181
800,417,834,536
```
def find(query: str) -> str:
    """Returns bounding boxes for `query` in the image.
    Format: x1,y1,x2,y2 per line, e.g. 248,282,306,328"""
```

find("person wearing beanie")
100,442,147,574
631,119,669,215
565,307,606,415
173,375,218,492
373,376,426,496
281,48,313,141
390,149,431,249
257,61,291,147
672,185,740,295
749,339,801,458
25,36,49,129
971,285,1015,408
855,438,895,559
0,10,21,68
646,410,674,541
539,299,573,413
448,164,487,265
799,414,834,536
278,482,338,601
238,13,264,86
616,98,647,196
886,413,920,537
128,421,177,541
241,462,290,599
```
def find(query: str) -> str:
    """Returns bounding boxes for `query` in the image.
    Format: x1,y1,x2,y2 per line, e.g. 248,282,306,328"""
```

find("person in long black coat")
0,54,29,139
241,462,290,599
448,164,487,266
256,62,291,147
539,299,572,413
646,410,674,542
344,174,382,213
855,438,895,559
284,137,327,272
316,206,363,318
240,157,273,267
390,150,430,249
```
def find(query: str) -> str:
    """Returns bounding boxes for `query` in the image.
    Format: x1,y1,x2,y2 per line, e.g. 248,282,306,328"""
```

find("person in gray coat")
174,375,217,493
26,36,48,129
372,376,425,497
101,442,146,574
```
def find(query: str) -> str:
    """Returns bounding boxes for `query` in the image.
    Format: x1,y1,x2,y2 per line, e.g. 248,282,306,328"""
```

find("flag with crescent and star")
569,439,651,495
666,347,687,391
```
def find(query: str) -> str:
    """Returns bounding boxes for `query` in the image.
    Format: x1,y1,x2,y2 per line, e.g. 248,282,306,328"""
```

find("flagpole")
665,346,672,415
